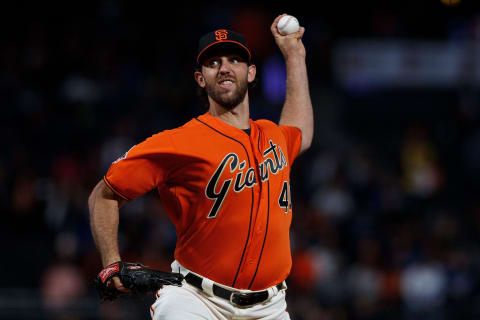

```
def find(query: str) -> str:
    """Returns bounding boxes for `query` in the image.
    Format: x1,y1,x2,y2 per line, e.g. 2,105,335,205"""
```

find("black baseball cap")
196,29,251,65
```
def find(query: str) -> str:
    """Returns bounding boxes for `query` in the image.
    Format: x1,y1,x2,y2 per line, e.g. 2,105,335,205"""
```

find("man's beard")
205,76,248,110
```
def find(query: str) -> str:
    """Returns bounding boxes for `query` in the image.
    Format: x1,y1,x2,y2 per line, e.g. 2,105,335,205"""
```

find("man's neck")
208,101,250,130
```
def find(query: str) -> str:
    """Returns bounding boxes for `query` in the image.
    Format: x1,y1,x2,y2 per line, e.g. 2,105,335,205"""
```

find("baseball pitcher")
89,14,313,319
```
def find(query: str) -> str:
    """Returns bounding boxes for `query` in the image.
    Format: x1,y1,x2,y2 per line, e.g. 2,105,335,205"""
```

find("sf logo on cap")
215,29,228,41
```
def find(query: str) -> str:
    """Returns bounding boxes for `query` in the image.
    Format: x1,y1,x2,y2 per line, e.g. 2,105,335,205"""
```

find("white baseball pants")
150,261,291,320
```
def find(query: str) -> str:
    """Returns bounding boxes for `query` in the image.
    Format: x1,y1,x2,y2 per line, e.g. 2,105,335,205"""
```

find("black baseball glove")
95,261,184,301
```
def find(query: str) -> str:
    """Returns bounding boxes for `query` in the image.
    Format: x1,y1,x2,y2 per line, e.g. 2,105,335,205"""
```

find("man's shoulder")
253,118,280,129
152,116,211,143
253,119,301,133
171,116,207,134
153,116,204,135
138,117,200,144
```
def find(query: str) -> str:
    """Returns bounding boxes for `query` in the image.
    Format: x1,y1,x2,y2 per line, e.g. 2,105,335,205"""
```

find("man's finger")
271,13,288,35
110,276,131,293
295,27,305,39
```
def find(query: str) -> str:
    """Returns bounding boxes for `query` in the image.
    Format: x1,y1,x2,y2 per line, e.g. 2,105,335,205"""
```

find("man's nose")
218,58,232,73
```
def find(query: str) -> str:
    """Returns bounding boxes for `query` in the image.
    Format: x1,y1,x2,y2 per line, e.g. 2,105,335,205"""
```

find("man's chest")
169,134,292,218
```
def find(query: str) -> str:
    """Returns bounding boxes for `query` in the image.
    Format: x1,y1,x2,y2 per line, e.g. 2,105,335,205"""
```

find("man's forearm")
279,56,314,153
89,181,122,267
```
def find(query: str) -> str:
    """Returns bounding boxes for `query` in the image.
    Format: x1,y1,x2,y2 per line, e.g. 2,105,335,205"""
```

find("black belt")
185,272,283,307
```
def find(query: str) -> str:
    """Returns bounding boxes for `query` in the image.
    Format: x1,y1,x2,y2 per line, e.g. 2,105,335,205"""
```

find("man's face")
196,54,255,110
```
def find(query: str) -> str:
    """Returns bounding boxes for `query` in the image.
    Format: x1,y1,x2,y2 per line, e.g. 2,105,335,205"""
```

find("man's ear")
194,71,206,88
247,64,256,83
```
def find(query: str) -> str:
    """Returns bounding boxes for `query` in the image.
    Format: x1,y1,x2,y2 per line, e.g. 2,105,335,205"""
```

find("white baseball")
277,15,300,35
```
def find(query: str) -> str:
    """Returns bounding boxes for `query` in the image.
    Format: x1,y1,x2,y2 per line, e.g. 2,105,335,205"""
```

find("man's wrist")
103,255,122,267
284,54,306,65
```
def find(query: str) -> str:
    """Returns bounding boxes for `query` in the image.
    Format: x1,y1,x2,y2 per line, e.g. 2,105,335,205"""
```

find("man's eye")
231,58,239,63
209,60,219,67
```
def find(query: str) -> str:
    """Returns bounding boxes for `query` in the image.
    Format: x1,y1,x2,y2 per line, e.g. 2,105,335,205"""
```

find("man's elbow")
304,138,313,151
301,126,314,151
300,137,312,154
88,180,107,215
88,185,100,216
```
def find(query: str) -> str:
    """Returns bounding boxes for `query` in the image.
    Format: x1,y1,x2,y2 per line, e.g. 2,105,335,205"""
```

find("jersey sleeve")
104,130,180,201
279,125,302,165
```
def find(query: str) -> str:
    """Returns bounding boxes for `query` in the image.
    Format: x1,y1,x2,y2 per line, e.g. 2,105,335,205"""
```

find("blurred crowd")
2,1,480,319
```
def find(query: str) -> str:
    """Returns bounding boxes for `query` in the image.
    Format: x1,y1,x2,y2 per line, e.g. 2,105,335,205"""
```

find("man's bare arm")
88,179,129,292
271,14,314,154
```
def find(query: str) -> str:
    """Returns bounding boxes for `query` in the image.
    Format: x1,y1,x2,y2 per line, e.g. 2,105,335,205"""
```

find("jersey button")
256,228,262,234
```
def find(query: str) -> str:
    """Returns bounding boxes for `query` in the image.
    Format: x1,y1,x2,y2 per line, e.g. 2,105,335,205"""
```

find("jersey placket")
233,125,270,289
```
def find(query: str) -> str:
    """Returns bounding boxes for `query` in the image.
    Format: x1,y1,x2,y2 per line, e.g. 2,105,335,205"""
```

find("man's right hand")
270,14,306,61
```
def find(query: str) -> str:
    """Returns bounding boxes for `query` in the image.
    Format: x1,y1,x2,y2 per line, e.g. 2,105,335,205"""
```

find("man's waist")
172,258,289,291
171,260,287,308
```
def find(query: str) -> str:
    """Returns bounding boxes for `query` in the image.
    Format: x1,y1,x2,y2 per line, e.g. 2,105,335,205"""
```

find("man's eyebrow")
202,53,246,64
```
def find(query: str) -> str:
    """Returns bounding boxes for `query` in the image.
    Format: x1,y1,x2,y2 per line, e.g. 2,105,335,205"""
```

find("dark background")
2,1,480,319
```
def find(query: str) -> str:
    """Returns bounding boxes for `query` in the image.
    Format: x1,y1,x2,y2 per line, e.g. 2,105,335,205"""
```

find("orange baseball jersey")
104,112,302,291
